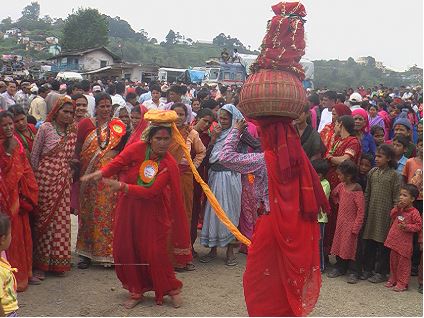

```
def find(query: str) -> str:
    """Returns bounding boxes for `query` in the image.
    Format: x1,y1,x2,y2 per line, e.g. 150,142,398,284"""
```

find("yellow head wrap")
141,109,251,246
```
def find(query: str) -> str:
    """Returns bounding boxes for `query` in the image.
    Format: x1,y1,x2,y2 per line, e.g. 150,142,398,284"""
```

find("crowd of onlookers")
0,75,422,316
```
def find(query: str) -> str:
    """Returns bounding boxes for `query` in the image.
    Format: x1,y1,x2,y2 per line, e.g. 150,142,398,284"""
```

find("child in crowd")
402,137,423,276
403,137,423,208
358,153,374,191
384,184,422,292
327,160,365,284
362,144,400,283
130,106,142,129
392,115,416,158
311,159,331,272
392,134,410,175
371,125,385,147
0,213,18,317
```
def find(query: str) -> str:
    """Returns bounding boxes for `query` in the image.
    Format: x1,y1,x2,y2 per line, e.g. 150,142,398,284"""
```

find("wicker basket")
238,69,307,119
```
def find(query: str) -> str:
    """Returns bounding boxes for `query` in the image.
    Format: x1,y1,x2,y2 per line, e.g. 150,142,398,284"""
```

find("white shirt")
84,94,96,117
0,92,16,109
111,94,126,108
402,92,413,100
143,99,166,110
318,108,332,132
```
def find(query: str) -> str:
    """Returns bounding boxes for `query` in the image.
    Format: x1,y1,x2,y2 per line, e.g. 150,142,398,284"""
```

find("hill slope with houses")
0,2,422,88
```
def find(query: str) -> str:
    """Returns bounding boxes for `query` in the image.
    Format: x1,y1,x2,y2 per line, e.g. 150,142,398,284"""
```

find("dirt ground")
18,216,423,317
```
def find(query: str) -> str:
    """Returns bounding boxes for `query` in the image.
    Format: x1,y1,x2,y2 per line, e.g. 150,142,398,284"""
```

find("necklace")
96,119,110,150
53,122,67,137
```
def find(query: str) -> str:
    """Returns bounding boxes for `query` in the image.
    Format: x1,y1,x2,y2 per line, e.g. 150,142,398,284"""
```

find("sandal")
77,257,91,269
175,263,196,272
33,270,46,281
199,254,217,263
393,285,407,292
368,273,386,284
327,268,344,278
29,276,42,285
225,257,238,267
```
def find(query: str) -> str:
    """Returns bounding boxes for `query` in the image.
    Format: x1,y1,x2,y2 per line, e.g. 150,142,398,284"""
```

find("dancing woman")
81,110,192,309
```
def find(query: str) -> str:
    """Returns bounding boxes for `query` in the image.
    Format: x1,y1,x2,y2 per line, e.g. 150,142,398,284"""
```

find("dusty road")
18,216,423,317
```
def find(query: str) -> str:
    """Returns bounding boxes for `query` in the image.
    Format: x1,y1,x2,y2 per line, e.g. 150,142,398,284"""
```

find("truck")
202,54,314,89
157,67,187,83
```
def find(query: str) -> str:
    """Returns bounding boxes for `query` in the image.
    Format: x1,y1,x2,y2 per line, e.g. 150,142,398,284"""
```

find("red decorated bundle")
239,1,307,119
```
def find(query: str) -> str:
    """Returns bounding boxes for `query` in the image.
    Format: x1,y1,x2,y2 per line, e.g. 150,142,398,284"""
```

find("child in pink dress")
384,184,422,292
327,160,365,284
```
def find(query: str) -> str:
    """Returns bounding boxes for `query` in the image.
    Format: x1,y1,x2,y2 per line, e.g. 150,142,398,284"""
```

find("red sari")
15,124,37,157
243,119,329,317
101,141,192,303
0,139,38,291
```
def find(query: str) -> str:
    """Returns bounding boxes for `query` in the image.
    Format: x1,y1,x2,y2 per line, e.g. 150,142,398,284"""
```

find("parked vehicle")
158,67,187,83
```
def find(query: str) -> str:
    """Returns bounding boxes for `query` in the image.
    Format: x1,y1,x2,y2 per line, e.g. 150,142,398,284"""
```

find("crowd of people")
0,75,422,315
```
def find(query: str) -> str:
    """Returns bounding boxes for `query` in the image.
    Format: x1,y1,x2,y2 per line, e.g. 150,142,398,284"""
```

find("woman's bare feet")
171,293,182,308
123,297,143,309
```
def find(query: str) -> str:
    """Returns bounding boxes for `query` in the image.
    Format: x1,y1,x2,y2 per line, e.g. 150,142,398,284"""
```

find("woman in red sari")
0,111,39,291
319,103,352,155
81,110,192,309
323,115,361,257
75,92,126,269
31,96,77,278
243,117,329,317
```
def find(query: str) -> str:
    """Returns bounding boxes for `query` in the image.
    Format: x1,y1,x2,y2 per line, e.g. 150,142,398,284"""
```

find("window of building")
100,60,107,68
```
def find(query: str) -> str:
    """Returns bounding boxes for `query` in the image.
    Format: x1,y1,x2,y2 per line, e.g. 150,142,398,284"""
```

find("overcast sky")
2,0,423,71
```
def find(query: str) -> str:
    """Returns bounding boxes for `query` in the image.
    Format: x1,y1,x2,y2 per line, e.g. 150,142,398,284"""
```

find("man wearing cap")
29,86,49,122
15,81,31,112
391,113,416,158
348,92,363,111
28,84,39,104
1,81,17,109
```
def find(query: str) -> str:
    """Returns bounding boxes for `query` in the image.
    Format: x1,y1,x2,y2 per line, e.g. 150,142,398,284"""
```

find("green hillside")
0,2,422,89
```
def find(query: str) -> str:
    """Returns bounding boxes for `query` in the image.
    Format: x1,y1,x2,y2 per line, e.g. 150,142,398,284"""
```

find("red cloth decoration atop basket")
251,2,306,80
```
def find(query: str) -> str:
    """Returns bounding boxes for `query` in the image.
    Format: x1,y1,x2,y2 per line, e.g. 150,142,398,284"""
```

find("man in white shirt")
80,80,96,117
111,81,127,108
402,87,413,100
15,81,31,112
318,91,337,132
348,92,363,111
142,84,166,110
1,81,17,109
29,86,49,122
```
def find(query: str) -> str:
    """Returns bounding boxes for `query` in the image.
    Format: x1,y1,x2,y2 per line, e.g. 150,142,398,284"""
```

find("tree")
366,56,376,68
166,30,176,45
149,38,158,45
213,33,227,46
0,17,13,32
21,2,40,21
347,57,356,66
62,8,108,50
